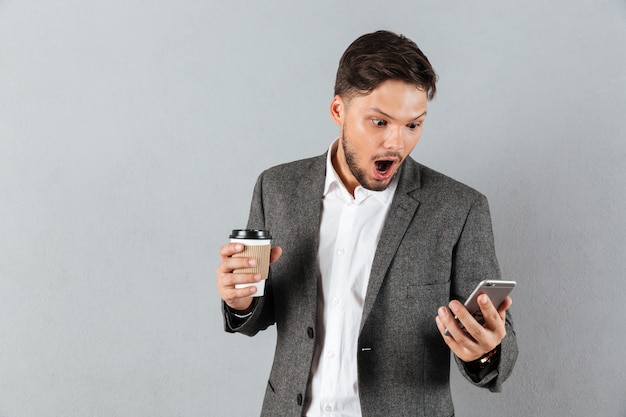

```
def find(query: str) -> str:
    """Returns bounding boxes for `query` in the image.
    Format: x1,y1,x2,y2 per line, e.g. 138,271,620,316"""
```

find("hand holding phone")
443,280,516,336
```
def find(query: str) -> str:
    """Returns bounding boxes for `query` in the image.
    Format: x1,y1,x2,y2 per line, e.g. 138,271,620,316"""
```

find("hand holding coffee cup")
229,229,272,297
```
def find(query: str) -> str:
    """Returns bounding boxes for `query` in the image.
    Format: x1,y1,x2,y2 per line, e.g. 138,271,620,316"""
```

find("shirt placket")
319,196,358,415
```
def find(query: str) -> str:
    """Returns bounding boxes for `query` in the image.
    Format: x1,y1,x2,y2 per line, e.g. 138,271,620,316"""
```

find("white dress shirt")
305,140,398,417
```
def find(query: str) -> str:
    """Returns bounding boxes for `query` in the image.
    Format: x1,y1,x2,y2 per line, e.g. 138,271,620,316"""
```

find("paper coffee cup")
229,229,272,297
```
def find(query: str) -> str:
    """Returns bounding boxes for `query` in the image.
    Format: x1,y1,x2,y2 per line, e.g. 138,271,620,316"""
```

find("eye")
407,122,421,130
372,119,387,127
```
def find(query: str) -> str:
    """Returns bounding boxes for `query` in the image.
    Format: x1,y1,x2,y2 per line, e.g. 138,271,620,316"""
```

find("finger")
219,242,246,258
216,258,259,294
476,293,503,331
217,254,258,276
461,294,507,348
448,300,479,333
436,311,482,362
449,299,498,347
435,312,460,343
221,272,261,288
497,296,513,320
435,314,454,340
218,273,260,302
269,246,283,264
437,305,466,340
230,283,259,297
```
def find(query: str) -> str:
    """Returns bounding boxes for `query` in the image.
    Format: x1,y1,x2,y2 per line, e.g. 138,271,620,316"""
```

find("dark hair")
334,30,437,100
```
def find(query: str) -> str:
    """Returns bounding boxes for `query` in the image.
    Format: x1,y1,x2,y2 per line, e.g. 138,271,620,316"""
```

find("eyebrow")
369,107,427,121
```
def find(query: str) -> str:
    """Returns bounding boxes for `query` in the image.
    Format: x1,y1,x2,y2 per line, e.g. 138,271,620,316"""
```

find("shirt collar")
323,139,398,205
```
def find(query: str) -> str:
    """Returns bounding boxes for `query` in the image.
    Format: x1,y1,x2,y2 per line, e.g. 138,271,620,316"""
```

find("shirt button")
337,248,345,255
296,393,303,405
327,352,335,359
307,327,314,338
333,298,339,306
324,404,332,412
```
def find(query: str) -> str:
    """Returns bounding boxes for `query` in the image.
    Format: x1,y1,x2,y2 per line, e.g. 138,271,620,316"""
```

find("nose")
383,125,403,150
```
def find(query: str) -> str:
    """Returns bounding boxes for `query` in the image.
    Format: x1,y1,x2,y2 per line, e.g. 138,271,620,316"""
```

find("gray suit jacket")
223,153,518,417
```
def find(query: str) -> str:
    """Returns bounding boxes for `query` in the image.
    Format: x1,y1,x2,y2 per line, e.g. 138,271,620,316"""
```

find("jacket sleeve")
450,194,518,392
222,171,277,336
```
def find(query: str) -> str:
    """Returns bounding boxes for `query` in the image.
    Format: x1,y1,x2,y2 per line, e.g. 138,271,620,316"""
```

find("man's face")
330,79,428,194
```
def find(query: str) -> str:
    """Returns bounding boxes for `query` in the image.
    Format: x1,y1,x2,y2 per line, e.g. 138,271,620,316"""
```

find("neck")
330,140,359,197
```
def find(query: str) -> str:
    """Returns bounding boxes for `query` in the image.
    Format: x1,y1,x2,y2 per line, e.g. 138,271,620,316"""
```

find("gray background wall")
1,1,625,416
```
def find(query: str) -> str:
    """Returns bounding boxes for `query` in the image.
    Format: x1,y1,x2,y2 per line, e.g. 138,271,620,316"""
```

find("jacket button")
297,393,303,405
307,327,314,338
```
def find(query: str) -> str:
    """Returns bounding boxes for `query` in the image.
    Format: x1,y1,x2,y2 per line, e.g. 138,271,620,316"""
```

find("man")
216,30,517,416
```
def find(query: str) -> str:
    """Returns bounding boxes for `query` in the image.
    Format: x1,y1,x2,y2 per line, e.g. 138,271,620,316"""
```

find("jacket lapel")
297,153,327,318
360,158,422,333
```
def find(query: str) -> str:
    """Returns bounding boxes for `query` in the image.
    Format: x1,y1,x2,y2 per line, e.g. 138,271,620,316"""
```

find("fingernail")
449,301,460,313
248,258,257,266
235,244,243,251
438,307,447,317
479,294,488,305
254,274,262,282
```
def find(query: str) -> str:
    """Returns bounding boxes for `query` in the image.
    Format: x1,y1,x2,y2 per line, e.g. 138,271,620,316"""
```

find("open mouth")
374,160,394,175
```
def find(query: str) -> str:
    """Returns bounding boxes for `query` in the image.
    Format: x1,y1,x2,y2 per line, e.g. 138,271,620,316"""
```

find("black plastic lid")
229,229,272,239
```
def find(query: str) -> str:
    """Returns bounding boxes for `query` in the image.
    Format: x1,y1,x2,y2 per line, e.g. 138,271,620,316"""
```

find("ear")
329,95,345,126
